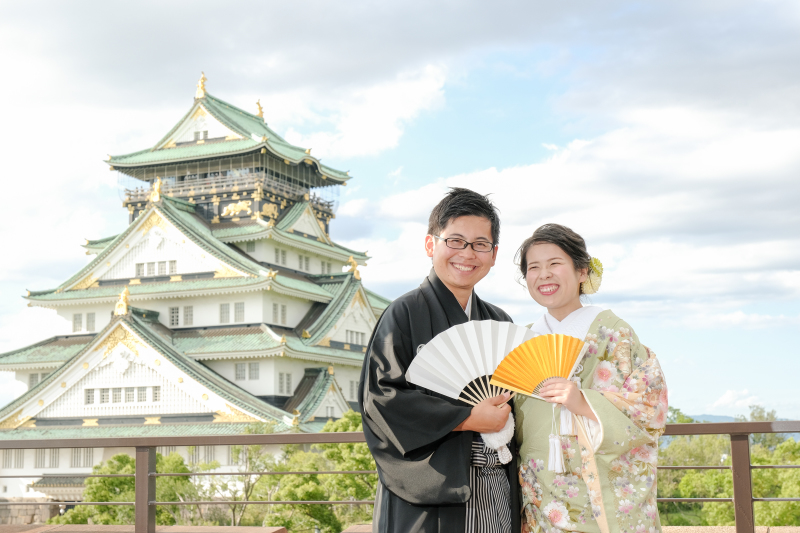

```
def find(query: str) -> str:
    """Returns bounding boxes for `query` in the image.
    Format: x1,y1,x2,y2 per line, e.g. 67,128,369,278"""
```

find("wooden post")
135,446,156,533
730,434,754,533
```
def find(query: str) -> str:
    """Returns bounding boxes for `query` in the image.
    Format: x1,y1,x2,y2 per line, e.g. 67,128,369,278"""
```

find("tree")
203,421,278,526
49,452,194,525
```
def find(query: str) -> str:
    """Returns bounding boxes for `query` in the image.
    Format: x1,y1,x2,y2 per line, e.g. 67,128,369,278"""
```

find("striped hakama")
465,435,512,533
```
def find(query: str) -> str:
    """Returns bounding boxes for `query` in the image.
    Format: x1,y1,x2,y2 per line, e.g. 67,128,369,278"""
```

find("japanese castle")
0,74,390,502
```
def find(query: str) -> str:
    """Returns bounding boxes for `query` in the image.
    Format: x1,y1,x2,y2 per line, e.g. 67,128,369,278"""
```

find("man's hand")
455,392,511,433
538,378,597,422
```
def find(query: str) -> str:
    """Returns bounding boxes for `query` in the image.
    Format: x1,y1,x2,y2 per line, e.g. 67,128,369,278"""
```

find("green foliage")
49,452,195,525
658,405,798,526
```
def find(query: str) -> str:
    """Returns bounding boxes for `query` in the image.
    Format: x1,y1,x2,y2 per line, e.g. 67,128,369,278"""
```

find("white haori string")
548,403,566,473
560,405,574,436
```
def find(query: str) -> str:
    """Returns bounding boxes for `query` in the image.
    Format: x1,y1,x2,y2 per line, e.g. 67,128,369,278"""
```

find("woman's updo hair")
516,223,592,289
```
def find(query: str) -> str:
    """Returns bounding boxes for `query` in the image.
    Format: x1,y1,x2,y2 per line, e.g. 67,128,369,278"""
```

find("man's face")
424,215,498,294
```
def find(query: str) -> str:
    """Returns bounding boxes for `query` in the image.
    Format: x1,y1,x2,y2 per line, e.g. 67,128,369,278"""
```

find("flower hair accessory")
581,257,603,295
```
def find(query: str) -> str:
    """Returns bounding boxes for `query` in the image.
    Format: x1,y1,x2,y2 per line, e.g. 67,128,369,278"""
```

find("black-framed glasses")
433,235,496,253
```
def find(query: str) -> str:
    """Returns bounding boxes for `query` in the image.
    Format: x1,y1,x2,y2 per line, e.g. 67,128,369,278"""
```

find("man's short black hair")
427,187,500,244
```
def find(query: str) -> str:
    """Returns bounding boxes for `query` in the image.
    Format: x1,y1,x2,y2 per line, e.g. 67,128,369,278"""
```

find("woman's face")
524,243,587,313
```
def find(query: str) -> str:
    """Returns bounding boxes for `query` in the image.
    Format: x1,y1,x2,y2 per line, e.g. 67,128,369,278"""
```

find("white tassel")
548,434,565,473
548,404,565,473
560,405,574,436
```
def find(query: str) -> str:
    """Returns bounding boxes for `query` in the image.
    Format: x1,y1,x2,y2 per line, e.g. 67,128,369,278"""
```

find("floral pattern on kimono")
516,310,668,533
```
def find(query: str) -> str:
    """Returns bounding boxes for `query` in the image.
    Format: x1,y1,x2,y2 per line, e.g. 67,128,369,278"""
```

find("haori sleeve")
580,320,668,456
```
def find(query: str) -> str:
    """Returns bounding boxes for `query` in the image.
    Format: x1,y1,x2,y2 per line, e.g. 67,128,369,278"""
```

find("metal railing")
0,421,796,533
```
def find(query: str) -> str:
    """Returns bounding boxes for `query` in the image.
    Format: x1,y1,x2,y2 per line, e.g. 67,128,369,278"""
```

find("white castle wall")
38,354,208,418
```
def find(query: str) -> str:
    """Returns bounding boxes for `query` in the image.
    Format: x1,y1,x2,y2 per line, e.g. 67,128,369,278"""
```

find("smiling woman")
513,223,668,533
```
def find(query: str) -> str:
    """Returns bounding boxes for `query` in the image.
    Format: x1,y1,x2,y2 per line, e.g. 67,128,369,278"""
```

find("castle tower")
0,74,390,499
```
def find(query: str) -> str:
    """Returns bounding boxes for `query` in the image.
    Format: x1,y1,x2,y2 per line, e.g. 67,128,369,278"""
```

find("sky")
0,0,798,418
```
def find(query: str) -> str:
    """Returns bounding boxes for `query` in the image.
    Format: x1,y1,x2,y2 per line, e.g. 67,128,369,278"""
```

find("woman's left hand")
538,378,597,421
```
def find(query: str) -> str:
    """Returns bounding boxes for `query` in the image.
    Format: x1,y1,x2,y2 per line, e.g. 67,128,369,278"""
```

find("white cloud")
347,106,800,328
283,65,446,158
708,389,760,412
542,143,559,150
338,198,370,218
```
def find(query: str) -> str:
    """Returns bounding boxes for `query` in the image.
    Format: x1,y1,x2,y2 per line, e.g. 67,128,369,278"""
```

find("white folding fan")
405,320,538,406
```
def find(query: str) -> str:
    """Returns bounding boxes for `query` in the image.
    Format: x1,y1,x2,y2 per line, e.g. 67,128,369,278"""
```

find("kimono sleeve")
362,303,472,457
582,320,668,457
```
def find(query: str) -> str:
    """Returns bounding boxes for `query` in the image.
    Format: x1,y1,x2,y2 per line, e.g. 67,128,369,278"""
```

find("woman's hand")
538,378,597,422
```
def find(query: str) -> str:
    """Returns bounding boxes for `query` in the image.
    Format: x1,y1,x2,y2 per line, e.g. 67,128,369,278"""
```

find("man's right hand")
455,392,511,433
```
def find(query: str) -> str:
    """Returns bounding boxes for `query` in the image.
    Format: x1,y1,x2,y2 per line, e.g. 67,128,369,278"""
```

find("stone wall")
0,498,56,525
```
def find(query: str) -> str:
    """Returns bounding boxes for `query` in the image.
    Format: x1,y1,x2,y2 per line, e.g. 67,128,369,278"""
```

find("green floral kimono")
516,309,667,533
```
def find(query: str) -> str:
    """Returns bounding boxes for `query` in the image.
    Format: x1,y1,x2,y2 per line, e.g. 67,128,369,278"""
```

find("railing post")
135,446,156,533
730,434,754,533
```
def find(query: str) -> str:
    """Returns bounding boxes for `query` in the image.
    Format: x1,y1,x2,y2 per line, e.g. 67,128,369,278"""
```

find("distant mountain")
689,414,736,423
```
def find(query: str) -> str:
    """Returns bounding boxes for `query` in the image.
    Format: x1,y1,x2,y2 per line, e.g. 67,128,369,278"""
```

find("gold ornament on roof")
581,257,604,295
114,287,130,316
327,365,334,375
266,269,278,280
346,256,361,281
196,72,207,98
280,335,287,345
150,177,162,203
302,329,311,339
256,99,264,118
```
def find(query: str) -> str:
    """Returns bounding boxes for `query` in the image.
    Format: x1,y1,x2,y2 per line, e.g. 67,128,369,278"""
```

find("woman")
514,224,667,533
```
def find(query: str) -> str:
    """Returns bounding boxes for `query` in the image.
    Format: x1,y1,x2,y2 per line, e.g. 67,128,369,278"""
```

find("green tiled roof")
283,368,340,423
0,422,254,441
27,197,335,305
173,326,281,355
108,93,349,184
27,277,266,303
300,274,361,346
0,313,296,432
32,476,87,487
276,201,310,231
83,234,118,254
0,335,95,367
211,223,266,239
365,288,392,311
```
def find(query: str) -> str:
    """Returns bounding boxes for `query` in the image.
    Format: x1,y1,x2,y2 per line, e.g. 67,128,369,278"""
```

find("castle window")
158,261,167,276
152,386,161,402
100,389,110,404
125,388,135,402
281,250,286,265
147,262,155,276
112,388,122,403
73,313,82,333
3,450,24,469
35,449,46,469
246,242,255,253
136,263,145,277
279,372,293,394
234,302,245,322
137,387,147,402
235,363,246,381
220,303,230,324
274,248,280,264
169,260,177,274
347,330,366,346
169,307,179,327
204,446,215,463
184,306,193,326
326,406,334,418
71,448,93,468
350,380,360,401
248,362,259,380
28,373,39,388
272,303,279,323
281,304,287,325
50,449,59,468
86,313,95,332
157,446,176,456
85,389,94,405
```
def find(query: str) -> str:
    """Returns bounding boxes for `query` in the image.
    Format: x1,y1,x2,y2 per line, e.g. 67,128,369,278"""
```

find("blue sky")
0,0,798,418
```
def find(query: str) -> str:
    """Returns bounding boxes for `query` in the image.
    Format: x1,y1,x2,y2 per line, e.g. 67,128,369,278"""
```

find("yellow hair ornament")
581,257,603,295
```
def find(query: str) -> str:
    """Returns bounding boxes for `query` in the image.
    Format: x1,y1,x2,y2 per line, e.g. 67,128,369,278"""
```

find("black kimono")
359,269,521,532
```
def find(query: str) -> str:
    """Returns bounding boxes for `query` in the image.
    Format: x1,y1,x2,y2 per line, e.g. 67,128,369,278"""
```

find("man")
359,188,520,532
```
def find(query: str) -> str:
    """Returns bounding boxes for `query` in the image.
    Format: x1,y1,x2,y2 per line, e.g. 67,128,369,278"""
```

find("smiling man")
359,188,520,533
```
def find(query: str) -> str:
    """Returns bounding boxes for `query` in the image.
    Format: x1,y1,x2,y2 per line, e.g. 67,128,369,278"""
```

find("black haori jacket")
359,269,521,532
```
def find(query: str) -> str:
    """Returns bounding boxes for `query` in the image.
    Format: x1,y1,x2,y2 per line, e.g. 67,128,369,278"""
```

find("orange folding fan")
489,334,587,399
